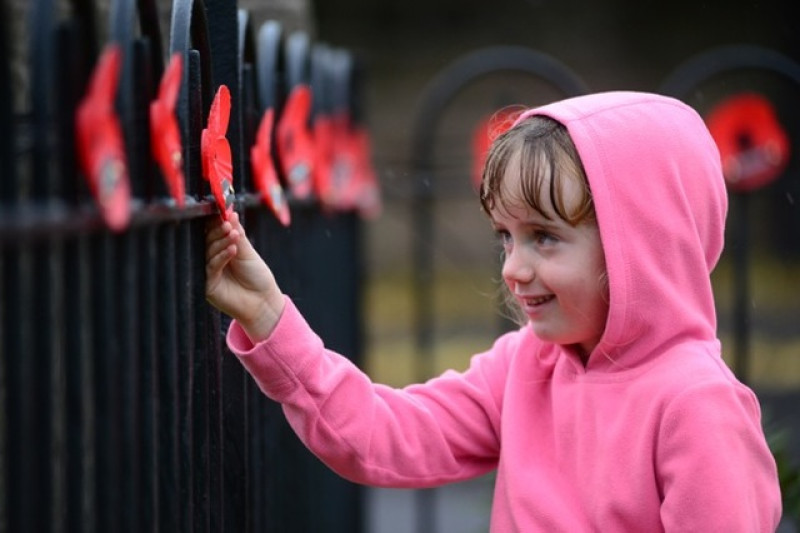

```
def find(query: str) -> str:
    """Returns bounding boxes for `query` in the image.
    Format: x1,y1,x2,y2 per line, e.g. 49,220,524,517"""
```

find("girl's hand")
205,211,285,342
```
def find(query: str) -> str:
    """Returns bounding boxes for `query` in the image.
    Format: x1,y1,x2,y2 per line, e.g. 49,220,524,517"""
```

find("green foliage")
765,420,800,522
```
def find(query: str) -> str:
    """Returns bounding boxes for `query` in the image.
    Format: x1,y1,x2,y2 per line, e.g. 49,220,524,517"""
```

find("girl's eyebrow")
489,219,505,231
519,214,562,231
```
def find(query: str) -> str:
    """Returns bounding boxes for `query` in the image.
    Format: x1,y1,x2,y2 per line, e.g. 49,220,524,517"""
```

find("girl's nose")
502,247,535,286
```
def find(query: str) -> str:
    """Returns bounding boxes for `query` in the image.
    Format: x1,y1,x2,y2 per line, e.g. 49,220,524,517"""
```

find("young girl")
206,91,782,530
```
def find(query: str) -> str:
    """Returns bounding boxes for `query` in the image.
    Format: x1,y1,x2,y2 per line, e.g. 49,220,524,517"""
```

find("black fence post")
2,2,371,532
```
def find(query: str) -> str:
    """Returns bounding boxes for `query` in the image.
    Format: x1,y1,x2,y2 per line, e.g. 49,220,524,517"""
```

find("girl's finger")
206,242,236,278
205,229,239,262
205,217,233,244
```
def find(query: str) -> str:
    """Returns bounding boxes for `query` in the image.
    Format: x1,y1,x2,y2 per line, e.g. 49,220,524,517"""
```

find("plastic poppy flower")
201,85,235,220
313,109,381,218
149,52,186,207
75,44,131,232
312,111,336,207
705,92,790,193
471,107,524,192
329,112,359,210
277,85,316,200
251,107,291,226
312,113,336,207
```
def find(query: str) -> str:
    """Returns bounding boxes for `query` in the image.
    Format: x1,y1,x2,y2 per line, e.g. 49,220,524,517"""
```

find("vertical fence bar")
139,225,159,531
170,2,215,525
91,232,123,532
55,11,96,532
5,244,37,533
47,19,80,527
246,210,267,533
10,1,56,531
157,222,181,531
203,2,245,531
118,35,152,533
250,21,282,530
0,14,11,507
60,14,96,517
29,5,53,531
206,272,223,533
66,232,97,533
171,22,197,522
0,0,6,498
176,220,196,533
119,228,143,533
191,218,212,533
185,47,212,533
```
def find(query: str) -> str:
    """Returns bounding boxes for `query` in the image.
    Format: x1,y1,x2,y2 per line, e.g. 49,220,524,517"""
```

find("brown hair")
480,115,594,225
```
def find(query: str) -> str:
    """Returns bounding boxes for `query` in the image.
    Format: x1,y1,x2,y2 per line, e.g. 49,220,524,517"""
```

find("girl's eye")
495,230,512,248
533,231,557,246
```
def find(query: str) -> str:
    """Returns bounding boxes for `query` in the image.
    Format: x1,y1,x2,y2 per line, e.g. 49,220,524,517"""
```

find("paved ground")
366,476,493,533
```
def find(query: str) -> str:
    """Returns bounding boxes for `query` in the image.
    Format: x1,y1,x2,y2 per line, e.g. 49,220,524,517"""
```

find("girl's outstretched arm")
210,211,502,487
205,211,285,341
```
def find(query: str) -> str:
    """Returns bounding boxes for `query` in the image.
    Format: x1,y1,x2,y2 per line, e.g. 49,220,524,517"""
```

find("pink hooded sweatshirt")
227,92,782,531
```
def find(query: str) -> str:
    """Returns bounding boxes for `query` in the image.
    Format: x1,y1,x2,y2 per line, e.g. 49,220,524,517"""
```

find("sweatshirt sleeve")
227,296,504,488
657,381,782,531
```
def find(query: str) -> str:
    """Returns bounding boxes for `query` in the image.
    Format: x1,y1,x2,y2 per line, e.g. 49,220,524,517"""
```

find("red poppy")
312,112,336,207
201,85,235,220
471,107,524,192
149,53,186,206
75,44,131,231
251,107,291,226
315,111,381,218
348,124,381,219
705,93,790,192
277,85,316,200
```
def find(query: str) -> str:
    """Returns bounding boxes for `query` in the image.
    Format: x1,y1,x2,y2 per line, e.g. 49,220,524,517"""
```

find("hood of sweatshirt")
514,91,728,372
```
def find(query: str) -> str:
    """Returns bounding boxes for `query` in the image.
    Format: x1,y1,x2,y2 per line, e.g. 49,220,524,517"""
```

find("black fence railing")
1,0,372,532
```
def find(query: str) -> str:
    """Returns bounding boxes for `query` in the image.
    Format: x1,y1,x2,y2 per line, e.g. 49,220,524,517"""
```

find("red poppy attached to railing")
201,85,235,220
251,108,291,226
347,123,381,218
470,107,524,192
312,110,380,218
312,110,335,206
277,85,315,200
75,44,132,231
149,53,186,207
705,93,790,193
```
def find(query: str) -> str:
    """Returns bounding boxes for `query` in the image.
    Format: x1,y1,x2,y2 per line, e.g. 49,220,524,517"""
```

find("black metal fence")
1,0,369,531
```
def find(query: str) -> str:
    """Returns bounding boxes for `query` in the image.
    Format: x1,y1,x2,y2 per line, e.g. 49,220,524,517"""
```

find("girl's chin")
529,323,576,346
528,323,560,343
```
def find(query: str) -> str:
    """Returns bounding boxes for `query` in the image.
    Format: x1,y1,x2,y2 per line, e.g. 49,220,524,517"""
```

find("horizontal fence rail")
1,0,375,531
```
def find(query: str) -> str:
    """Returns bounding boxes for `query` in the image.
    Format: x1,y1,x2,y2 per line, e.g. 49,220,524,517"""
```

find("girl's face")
490,155,609,361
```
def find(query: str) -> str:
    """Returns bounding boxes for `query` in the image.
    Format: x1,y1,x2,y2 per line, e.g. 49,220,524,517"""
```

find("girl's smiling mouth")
518,294,556,313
